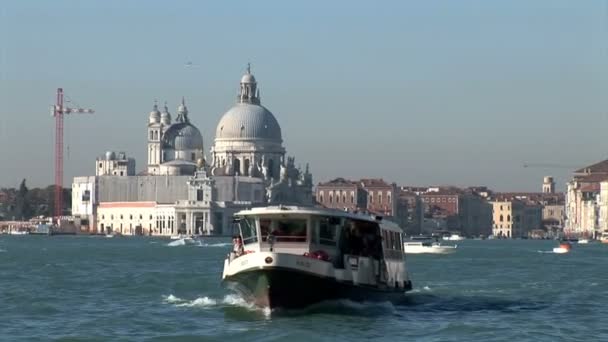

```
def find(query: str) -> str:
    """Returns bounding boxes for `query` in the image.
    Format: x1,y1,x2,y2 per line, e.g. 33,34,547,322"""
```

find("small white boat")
600,231,608,244
553,242,572,254
578,239,589,244
443,234,464,241
9,230,29,235
105,234,114,238
403,240,457,254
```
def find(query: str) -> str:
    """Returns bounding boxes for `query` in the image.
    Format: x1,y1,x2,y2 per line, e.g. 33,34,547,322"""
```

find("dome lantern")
160,101,172,125
148,100,161,124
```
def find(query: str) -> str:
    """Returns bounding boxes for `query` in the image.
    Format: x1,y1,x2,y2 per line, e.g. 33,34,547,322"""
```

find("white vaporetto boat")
403,239,457,254
221,206,413,309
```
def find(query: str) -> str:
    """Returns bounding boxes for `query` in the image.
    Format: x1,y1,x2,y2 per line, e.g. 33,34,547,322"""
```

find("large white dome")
215,103,282,142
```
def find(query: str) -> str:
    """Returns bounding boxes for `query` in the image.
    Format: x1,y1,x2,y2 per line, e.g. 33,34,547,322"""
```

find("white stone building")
565,160,608,238
72,67,313,236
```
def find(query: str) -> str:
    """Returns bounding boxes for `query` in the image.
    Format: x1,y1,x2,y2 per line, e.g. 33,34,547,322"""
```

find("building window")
500,215,503,222
351,194,354,204
507,215,511,222
319,194,324,203
111,215,114,220
379,193,382,204
99,163,103,168
139,214,142,220
191,152,196,161
120,171,124,176
130,215,133,220
197,189,204,201
329,194,333,204
342,194,346,203
149,215,153,220
150,131,153,140
120,215,123,219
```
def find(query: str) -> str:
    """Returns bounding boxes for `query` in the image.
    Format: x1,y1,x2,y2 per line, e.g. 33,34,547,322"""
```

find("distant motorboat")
578,239,589,245
600,231,608,244
553,242,572,254
9,230,29,235
443,234,464,241
403,240,457,254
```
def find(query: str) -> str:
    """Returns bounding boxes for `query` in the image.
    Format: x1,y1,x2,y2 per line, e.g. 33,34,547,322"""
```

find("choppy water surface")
1,236,607,341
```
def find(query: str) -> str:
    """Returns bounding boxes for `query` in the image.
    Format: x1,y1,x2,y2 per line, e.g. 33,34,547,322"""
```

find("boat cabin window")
339,219,383,259
319,216,341,246
382,230,404,259
238,217,258,245
273,218,307,242
259,217,307,243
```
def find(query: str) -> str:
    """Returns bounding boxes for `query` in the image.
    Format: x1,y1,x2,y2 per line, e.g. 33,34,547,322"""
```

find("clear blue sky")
1,0,606,191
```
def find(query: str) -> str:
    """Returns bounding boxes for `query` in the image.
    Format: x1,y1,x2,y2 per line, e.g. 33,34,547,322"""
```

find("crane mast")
52,88,94,226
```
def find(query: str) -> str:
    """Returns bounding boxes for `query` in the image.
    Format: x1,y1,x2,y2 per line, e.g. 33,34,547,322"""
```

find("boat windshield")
239,217,258,245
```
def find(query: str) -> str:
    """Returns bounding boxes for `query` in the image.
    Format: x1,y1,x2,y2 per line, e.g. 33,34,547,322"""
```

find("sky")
1,0,607,192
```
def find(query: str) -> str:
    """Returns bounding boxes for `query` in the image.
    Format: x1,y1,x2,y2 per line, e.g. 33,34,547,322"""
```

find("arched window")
507,215,511,222
234,159,241,175
244,159,250,176
319,194,324,203
267,159,274,178
329,194,333,204
342,194,346,203
499,214,504,222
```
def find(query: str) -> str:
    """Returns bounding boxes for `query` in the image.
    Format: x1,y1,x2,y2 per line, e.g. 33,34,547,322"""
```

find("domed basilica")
73,66,313,236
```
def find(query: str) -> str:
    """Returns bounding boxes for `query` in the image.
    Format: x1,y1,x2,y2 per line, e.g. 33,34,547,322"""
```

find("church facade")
72,67,313,236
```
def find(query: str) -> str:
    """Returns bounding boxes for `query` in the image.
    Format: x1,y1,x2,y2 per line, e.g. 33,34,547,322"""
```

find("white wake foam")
167,239,186,247
163,293,260,311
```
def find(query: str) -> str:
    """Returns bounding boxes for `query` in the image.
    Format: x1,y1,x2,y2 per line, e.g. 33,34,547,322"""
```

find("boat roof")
235,205,403,233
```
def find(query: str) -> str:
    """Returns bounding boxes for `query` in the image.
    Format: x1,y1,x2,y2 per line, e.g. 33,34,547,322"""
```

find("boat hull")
223,267,411,309
403,246,457,254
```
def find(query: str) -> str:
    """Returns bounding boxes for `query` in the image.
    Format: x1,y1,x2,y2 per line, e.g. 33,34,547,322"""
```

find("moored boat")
221,206,412,309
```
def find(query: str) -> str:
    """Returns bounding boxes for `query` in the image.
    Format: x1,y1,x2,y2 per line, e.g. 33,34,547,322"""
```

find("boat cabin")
232,206,404,267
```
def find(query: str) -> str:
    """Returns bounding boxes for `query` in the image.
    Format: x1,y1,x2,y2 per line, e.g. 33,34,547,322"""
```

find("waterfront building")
415,187,492,237
565,160,608,238
316,178,408,228
316,178,368,211
490,196,542,238
96,151,135,177
72,67,313,235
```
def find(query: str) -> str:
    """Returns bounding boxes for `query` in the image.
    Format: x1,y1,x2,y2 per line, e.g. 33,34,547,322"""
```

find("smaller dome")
149,103,161,124
105,151,116,160
241,73,256,84
162,123,204,151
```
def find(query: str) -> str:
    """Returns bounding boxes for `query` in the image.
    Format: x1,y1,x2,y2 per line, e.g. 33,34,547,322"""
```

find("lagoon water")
1,236,607,341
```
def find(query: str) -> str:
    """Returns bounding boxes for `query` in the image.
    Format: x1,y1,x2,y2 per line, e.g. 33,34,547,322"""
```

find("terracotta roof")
580,183,601,192
575,159,608,174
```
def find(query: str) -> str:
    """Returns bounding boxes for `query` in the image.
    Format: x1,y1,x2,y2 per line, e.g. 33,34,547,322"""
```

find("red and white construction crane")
52,88,94,225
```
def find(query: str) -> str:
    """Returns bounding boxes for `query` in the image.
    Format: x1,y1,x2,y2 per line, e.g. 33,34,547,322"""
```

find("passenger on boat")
233,236,244,256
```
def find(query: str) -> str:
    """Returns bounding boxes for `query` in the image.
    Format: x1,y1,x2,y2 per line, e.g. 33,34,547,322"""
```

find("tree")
13,179,33,220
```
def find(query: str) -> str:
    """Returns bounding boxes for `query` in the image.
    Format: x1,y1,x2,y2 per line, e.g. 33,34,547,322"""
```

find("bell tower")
147,101,162,174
